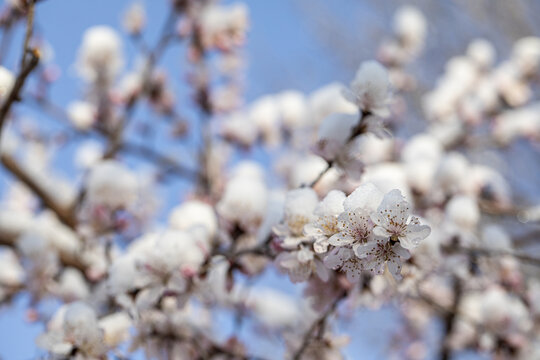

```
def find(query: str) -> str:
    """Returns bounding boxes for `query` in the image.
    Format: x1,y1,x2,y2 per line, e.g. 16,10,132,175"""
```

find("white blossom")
249,95,281,146
67,101,96,131
393,6,427,54
305,190,345,254
0,247,25,287
467,39,496,69
98,312,132,348
355,237,410,280
217,162,268,231
445,195,480,230
0,66,15,102
74,140,103,169
342,60,392,117
76,25,124,82
56,268,90,300
37,302,106,358
324,246,364,283
308,82,357,125
327,183,384,252
168,200,217,242
199,3,249,51
277,90,308,129
315,113,357,161
86,160,138,209
274,188,318,248
221,112,258,147
122,2,146,35
371,189,430,250
512,36,540,76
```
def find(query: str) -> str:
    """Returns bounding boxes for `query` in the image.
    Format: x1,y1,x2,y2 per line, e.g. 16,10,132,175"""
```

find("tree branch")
442,244,540,267
292,290,347,360
0,50,39,143
0,152,76,228
439,276,462,360
0,0,39,144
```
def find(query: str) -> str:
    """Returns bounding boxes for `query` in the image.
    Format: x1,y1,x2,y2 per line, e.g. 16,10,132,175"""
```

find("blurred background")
1,0,540,358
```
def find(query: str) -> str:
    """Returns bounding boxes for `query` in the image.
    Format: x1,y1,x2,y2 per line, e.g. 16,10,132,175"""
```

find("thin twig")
20,0,35,68
439,276,462,360
0,0,40,144
307,160,332,188
442,244,540,267
292,290,347,360
120,142,199,180
26,95,197,182
0,50,39,143
104,8,179,158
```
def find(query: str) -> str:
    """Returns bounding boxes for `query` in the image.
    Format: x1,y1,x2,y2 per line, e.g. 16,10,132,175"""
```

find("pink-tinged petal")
315,259,330,282
344,262,362,283
337,211,355,229
314,190,346,217
376,189,411,225
364,258,384,275
392,243,411,260
393,199,411,225
324,252,341,270
378,189,405,211
328,232,355,246
324,247,352,269
373,226,391,238
370,211,386,227
401,224,431,250
354,241,377,258
387,260,402,281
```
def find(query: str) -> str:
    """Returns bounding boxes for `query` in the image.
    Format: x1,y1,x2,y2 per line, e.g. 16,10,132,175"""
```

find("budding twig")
292,290,347,360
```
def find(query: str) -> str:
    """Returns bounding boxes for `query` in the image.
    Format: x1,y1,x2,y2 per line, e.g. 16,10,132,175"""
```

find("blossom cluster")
275,184,430,283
